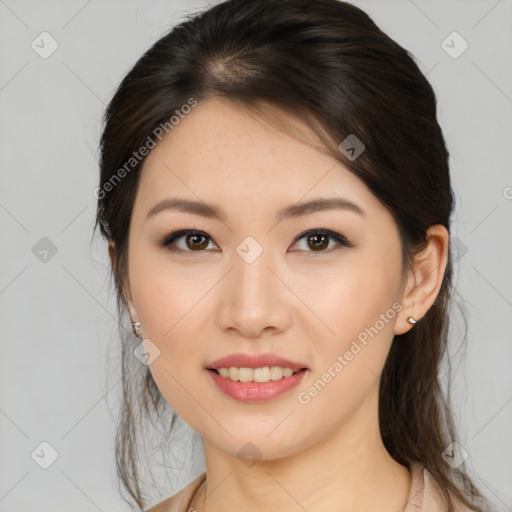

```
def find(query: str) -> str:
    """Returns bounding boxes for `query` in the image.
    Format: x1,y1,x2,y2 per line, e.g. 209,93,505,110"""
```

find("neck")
191,387,412,512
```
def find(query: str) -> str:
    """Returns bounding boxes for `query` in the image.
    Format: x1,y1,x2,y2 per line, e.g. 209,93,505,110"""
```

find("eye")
291,228,352,253
161,229,218,254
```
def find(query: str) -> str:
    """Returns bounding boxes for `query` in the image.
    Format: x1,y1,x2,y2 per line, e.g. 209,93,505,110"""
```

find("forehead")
144,98,329,176
135,98,381,219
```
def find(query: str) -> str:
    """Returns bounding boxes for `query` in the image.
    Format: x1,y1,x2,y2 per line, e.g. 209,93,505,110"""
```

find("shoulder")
420,464,477,512
145,472,206,512
406,462,476,512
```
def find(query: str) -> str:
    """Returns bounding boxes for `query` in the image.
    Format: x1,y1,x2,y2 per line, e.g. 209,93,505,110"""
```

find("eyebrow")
146,196,366,222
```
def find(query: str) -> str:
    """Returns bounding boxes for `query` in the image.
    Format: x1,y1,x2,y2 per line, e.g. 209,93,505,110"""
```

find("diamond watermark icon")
31,441,59,469
134,339,161,366
236,236,263,264
31,31,59,59
441,441,469,468
338,134,365,161
441,31,468,59
237,442,262,468
32,237,58,263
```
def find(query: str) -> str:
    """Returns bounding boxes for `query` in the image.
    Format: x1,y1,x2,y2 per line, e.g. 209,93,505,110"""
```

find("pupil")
309,234,328,251
188,234,208,250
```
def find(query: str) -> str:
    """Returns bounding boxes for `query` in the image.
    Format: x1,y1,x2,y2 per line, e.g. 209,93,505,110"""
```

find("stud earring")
132,321,143,338
407,316,417,325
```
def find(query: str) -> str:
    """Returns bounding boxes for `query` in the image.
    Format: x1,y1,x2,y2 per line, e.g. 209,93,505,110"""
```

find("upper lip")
207,352,309,371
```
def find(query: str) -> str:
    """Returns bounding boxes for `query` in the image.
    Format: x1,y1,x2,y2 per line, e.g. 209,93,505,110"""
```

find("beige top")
146,462,473,512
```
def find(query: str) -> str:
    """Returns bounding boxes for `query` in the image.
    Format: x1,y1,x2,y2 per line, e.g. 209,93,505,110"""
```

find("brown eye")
306,233,330,251
185,233,209,251
292,229,351,253
162,229,218,253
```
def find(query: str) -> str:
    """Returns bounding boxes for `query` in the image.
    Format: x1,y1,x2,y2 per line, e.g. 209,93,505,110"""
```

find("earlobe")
394,225,449,335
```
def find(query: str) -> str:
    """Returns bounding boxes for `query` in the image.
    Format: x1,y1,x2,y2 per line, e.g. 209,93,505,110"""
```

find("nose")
216,248,292,339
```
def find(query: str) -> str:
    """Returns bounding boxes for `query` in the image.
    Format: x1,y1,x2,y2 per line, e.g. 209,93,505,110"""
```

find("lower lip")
207,368,308,403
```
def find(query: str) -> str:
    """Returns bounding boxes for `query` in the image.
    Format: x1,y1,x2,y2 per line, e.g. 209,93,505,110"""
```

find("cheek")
292,247,402,400
291,265,401,437
127,248,218,413
293,248,402,346
129,244,217,338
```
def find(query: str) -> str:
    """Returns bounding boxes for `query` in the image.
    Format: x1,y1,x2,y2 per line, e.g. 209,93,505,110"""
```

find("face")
123,97,407,461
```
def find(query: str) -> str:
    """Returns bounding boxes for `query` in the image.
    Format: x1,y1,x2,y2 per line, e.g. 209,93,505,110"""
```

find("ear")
394,225,450,335
108,240,139,322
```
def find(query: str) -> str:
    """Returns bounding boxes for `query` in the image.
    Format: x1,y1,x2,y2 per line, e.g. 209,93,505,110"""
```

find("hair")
94,0,490,510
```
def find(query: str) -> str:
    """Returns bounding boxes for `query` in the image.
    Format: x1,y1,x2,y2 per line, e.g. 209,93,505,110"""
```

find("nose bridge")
217,236,290,336
232,239,276,307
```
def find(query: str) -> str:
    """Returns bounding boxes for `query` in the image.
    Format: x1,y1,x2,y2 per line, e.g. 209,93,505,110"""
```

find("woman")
94,0,491,510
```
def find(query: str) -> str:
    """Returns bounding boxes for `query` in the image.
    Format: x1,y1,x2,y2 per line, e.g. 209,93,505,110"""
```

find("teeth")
216,366,300,382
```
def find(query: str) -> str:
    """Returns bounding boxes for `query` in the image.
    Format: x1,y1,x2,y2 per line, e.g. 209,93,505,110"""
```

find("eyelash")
159,226,353,255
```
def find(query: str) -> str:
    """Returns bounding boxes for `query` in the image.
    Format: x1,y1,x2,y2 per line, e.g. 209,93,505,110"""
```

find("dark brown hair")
94,1,490,510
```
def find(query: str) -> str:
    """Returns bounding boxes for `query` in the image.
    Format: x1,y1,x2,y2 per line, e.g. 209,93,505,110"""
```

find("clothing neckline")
147,461,469,512
187,472,206,510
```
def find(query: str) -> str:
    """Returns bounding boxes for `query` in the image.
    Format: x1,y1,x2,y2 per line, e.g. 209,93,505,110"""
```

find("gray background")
1,0,511,510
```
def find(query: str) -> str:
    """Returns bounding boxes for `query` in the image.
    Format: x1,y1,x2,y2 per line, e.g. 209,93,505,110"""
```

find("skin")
109,97,449,512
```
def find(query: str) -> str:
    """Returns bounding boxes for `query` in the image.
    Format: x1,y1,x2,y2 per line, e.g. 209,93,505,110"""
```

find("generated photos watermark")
297,301,403,405
93,97,198,200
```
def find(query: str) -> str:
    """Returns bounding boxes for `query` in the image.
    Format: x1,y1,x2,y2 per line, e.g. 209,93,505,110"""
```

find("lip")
206,352,309,371
207,367,309,403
